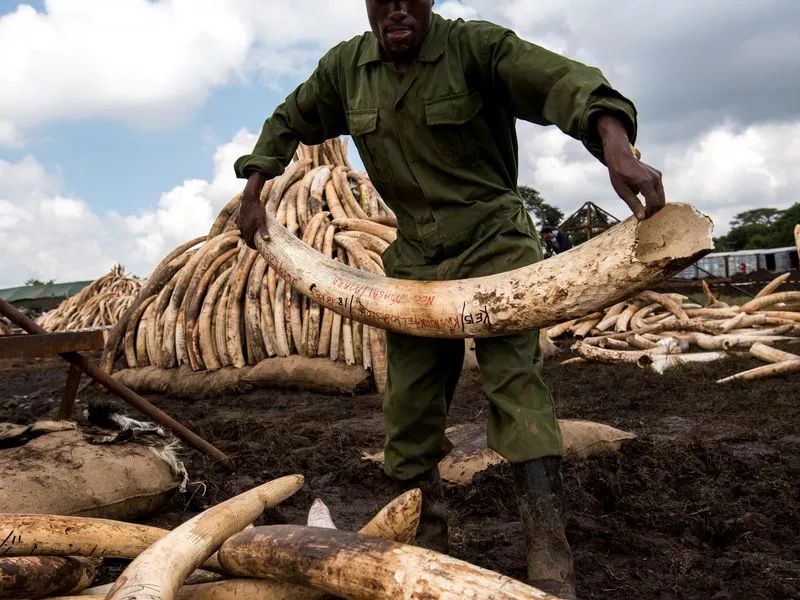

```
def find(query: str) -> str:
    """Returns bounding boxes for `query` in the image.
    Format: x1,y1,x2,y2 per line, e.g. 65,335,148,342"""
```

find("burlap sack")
114,357,371,398
364,419,636,485
0,428,179,519
243,357,372,395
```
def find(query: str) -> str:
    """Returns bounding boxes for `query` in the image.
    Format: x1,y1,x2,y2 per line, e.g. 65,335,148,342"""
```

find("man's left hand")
597,114,665,221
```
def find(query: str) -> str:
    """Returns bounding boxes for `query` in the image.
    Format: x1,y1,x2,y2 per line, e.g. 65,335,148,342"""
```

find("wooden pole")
59,363,82,420
0,298,233,469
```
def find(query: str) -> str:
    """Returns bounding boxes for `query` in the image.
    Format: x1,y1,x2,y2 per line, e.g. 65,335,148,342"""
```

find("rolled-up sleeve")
486,27,637,163
234,48,348,178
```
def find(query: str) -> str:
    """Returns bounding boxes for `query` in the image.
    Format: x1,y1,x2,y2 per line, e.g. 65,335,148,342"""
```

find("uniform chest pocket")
424,91,483,167
347,108,393,183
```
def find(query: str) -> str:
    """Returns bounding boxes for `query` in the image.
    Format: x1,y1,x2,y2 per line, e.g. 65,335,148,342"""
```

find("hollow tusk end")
634,203,714,266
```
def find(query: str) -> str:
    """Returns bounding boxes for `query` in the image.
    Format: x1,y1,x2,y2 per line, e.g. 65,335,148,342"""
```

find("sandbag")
112,365,247,398
0,428,179,520
559,419,637,460
0,556,99,599
243,356,372,395
114,357,372,398
365,420,636,485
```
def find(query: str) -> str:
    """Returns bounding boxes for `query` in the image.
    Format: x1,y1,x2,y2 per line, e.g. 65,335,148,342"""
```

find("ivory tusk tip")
254,474,305,505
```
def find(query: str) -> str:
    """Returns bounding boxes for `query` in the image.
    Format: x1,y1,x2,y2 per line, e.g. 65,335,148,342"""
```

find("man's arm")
596,114,664,220
236,50,347,248
480,26,664,219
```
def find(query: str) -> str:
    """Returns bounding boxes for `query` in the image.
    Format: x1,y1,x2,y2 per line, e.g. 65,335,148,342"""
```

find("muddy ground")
1,349,798,599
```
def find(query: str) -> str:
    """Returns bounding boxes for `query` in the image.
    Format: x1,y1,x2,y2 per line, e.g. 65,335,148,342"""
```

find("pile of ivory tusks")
103,139,397,390
0,476,560,600
36,265,142,332
554,274,800,383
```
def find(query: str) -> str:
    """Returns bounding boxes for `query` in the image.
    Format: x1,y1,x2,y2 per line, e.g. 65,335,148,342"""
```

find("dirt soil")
1,350,798,599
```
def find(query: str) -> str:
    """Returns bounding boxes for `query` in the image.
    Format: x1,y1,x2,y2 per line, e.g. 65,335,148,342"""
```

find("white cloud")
664,121,800,233
0,0,366,143
0,130,256,287
436,1,479,21
517,120,800,235
1,0,798,281
0,121,24,147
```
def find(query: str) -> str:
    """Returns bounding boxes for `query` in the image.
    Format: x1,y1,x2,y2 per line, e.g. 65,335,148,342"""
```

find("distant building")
0,281,93,313
675,246,798,279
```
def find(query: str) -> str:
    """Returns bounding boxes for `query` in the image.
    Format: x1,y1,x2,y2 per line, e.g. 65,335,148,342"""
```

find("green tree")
714,203,799,251
24,278,54,286
730,208,783,229
766,203,800,247
518,186,564,228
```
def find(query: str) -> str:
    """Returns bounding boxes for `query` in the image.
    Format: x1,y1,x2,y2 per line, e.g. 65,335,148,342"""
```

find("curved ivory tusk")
795,225,800,261
218,525,561,600
741,291,800,314
648,352,729,374
749,342,800,364
638,290,689,321
105,475,303,600
256,203,712,338
307,499,336,529
0,514,165,561
358,488,421,544
0,514,224,571
0,556,99,598
572,341,672,365
717,359,800,383
57,491,424,600
754,272,792,299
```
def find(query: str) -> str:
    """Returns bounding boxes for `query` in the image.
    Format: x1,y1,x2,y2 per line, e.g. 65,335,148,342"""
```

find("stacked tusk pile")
102,139,396,390
105,137,715,391
37,265,142,332
553,274,800,383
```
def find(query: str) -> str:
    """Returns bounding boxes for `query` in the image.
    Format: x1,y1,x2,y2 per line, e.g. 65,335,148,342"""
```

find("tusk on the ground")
104,476,304,600
218,525,562,600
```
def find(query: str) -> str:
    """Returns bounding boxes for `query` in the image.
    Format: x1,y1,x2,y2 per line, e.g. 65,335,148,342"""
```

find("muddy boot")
512,456,577,600
397,468,449,554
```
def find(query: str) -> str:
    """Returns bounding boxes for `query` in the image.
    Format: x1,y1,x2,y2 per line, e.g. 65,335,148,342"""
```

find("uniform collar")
357,13,446,67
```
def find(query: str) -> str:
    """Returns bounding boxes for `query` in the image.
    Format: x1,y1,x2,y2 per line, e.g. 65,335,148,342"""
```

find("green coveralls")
235,14,638,481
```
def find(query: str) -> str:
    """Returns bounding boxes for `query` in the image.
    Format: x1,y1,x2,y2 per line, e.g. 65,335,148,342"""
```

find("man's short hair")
541,226,553,234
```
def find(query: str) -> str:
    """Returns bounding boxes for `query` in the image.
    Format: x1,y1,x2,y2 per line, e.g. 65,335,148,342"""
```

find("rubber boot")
512,456,577,600
396,468,449,554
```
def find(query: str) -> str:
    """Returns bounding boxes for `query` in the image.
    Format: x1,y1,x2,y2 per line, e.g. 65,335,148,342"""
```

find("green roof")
0,281,93,303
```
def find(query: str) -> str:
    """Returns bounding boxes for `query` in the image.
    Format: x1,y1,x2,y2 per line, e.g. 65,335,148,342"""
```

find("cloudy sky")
1,0,798,286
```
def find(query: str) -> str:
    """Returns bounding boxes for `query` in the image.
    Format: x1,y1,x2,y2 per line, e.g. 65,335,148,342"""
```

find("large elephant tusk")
795,224,800,261
0,514,227,571
219,525,561,600
0,556,99,598
256,203,713,338
717,359,800,384
749,342,800,364
105,476,303,600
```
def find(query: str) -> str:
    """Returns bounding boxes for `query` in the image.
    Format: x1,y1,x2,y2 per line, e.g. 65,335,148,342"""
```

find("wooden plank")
0,330,107,359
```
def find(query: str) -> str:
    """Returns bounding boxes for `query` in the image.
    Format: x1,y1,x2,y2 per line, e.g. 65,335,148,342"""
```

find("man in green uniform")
236,2,665,597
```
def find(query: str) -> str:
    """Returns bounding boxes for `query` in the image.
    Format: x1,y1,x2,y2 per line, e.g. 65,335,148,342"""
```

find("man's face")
366,0,434,61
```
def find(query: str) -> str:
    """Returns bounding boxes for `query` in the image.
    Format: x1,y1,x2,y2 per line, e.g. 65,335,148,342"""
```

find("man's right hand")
237,171,268,250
